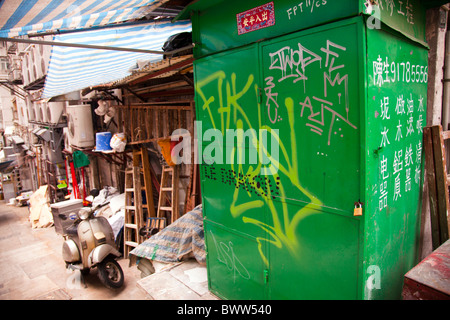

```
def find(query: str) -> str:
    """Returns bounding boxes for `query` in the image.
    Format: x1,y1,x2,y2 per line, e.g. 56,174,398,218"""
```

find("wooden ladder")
157,165,179,225
424,125,450,249
133,147,155,219
123,147,155,257
123,167,141,257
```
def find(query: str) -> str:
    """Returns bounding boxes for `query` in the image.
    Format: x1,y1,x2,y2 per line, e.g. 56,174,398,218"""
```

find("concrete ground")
0,200,214,300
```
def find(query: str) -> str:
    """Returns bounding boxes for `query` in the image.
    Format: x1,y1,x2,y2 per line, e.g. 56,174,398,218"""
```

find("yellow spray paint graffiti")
196,70,323,267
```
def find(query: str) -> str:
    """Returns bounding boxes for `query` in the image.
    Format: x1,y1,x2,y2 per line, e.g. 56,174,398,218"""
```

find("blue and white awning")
42,19,191,98
0,0,168,38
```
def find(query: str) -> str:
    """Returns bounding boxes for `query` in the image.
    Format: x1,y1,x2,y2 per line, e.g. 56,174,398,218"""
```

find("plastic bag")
110,132,127,152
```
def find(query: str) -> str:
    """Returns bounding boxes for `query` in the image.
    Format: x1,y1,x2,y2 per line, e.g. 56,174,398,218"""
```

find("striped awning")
42,19,191,98
0,0,169,38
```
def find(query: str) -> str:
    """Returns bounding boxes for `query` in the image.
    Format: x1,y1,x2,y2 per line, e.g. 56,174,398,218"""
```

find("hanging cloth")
72,150,90,168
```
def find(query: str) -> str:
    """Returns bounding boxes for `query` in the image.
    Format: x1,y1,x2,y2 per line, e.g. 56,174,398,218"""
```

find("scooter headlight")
78,208,91,220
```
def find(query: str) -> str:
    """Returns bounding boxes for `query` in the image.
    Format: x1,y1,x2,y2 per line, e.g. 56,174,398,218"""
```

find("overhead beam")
0,37,193,56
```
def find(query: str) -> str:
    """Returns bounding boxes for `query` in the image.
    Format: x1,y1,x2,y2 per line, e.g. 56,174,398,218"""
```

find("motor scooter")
61,194,124,289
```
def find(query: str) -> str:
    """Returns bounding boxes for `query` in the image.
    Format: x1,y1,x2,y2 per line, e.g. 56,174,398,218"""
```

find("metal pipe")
0,37,193,56
0,82,26,99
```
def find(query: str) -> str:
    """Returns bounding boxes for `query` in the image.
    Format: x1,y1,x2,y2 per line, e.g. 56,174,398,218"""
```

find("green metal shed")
178,0,443,299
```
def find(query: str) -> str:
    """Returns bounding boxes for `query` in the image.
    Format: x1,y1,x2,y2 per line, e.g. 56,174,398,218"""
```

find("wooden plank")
151,109,156,139
431,125,450,243
148,108,153,139
143,109,148,141
157,166,168,219
117,102,123,138
155,107,160,138
137,109,143,141
129,106,135,143
424,126,441,250
141,147,155,218
444,130,450,186
140,88,194,99
132,162,144,243
402,239,450,300
145,108,150,141
116,104,192,110
172,165,179,224
125,241,138,247
162,109,168,138
132,149,141,167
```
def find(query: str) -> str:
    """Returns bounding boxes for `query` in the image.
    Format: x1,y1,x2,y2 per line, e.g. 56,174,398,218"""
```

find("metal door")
260,18,364,299
195,44,269,299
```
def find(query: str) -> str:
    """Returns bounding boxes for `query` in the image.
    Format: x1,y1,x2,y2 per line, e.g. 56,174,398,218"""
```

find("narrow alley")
0,200,150,300
0,0,449,302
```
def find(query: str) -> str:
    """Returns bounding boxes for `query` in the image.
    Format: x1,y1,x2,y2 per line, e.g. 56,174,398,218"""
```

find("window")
0,57,9,72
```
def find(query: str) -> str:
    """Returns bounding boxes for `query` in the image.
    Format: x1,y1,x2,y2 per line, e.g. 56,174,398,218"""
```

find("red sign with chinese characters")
237,2,275,35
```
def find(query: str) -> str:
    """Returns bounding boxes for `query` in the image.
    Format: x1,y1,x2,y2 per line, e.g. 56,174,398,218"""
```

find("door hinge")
264,269,269,284
257,87,262,104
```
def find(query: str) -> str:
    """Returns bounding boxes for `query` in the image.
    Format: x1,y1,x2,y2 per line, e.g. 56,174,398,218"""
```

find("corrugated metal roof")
113,54,193,86
0,0,169,37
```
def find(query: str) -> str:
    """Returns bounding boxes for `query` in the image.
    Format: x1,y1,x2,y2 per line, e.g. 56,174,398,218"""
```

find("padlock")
354,202,363,216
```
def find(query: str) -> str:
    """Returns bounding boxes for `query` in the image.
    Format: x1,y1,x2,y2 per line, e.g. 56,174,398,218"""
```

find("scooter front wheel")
97,257,124,289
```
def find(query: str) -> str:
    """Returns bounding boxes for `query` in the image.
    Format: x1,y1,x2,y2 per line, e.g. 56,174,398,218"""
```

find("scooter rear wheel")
97,257,124,289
